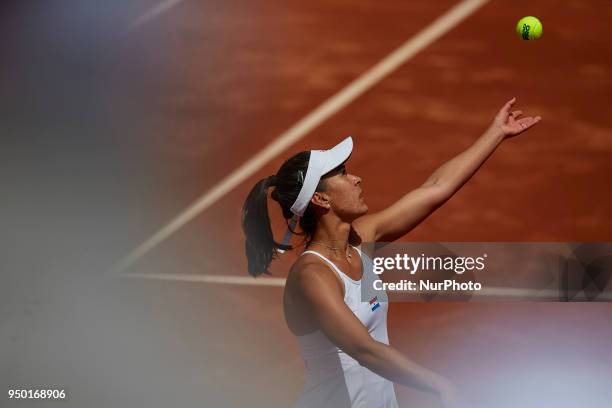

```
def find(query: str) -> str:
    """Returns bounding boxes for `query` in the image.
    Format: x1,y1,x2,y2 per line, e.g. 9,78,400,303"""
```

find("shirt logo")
369,296,380,312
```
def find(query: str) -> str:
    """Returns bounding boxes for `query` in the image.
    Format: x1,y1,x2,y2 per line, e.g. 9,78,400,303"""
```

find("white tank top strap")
300,249,361,291
301,250,348,295
301,250,344,276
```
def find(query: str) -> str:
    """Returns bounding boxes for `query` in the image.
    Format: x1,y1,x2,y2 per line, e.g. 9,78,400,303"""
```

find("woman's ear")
311,192,331,209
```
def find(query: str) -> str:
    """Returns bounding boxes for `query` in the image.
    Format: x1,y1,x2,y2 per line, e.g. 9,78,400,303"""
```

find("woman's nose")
352,174,362,184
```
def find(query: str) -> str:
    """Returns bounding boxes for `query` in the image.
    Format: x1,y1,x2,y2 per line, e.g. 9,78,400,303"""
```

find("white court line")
130,0,185,29
122,273,286,287
118,273,612,300
111,0,491,274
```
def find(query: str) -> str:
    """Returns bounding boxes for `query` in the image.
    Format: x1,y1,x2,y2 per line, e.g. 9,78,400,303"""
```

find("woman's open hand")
491,97,542,138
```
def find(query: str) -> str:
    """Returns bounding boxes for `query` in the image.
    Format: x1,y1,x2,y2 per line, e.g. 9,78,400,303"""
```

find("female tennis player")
242,98,540,407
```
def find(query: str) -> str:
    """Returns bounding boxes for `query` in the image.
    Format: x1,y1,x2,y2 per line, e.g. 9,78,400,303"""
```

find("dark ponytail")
242,151,324,277
241,175,286,277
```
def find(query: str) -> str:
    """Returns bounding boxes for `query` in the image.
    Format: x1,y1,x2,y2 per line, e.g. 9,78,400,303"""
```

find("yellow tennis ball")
516,16,543,40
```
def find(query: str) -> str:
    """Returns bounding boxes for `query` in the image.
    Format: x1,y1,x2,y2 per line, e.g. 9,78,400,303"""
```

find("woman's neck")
310,217,351,250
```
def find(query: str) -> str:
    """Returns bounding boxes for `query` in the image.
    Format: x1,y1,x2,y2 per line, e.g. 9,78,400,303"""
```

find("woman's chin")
358,203,369,215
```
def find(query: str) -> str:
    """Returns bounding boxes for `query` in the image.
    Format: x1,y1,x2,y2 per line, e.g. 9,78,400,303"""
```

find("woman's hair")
241,151,326,277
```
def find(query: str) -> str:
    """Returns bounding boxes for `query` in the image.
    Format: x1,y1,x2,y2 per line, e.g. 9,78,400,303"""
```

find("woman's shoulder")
286,253,343,295
288,254,332,282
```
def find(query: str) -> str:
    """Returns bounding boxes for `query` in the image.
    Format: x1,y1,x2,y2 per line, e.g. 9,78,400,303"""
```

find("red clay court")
4,1,612,407
115,1,612,407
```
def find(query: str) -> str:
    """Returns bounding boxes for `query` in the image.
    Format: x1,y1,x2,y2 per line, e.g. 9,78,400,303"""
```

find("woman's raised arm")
354,97,541,242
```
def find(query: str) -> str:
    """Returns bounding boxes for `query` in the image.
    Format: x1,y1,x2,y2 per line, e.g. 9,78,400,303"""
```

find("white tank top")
295,246,398,408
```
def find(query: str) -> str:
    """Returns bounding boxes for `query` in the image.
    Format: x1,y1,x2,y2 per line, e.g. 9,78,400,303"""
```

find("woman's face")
320,166,368,220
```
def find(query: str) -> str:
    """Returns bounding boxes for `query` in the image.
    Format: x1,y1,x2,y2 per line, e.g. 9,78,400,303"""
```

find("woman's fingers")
504,97,517,111
495,98,542,137
500,97,517,121
517,116,542,130
509,110,523,119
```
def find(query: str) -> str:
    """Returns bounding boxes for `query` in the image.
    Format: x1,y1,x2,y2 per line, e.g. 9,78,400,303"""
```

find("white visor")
290,136,353,217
